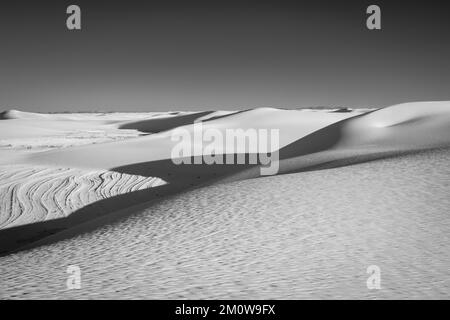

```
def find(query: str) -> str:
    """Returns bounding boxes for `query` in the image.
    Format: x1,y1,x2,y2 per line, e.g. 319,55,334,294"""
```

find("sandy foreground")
0,102,449,299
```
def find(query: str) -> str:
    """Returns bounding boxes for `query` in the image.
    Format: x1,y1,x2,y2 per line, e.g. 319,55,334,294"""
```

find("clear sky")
1,0,449,112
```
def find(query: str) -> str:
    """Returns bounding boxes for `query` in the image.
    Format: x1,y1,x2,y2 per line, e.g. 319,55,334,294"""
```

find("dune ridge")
0,109,50,120
22,107,362,169
1,102,450,254
104,102,450,184
21,102,450,175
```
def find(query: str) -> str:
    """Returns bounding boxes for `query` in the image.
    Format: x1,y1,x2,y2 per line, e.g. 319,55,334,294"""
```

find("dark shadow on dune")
3,146,440,257
119,111,213,133
111,113,367,178
0,109,258,256
0,156,258,256
278,111,373,159
200,109,249,121
112,155,257,181
3,109,425,257
331,107,353,113
113,108,434,183
0,110,14,120
118,109,249,134
0,184,169,256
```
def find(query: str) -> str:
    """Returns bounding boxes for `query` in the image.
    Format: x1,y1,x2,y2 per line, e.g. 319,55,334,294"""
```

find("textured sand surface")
0,110,198,154
0,165,166,229
1,102,450,299
22,107,361,169
1,149,449,299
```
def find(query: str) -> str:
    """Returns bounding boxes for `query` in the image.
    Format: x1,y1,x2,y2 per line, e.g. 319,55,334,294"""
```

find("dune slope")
0,165,166,230
1,102,449,256
1,149,449,299
22,107,363,169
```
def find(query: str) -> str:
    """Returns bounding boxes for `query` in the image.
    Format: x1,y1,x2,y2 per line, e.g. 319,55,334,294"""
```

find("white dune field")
0,110,204,252
0,107,360,235
0,101,450,299
0,148,449,299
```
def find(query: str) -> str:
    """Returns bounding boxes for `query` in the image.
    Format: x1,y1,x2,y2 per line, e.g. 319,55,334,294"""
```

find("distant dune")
0,109,51,120
17,107,362,169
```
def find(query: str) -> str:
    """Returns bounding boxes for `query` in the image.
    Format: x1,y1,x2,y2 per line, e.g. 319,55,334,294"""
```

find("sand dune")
1,102,449,229
0,107,365,253
1,149,449,299
12,102,449,175
0,163,167,254
118,111,215,133
0,111,143,153
0,109,53,120
0,102,449,299
332,101,450,150
0,165,166,230
14,101,447,197
17,107,362,170
0,109,201,153
266,101,450,176
0,109,191,121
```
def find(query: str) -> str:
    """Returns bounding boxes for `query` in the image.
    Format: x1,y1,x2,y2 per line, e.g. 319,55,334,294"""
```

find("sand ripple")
0,165,166,229
1,149,449,299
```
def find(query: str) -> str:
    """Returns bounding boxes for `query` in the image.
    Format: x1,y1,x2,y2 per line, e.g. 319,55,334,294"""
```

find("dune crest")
259,101,450,176
22,107,362,169
24,102,449,178
338,101,450,148
0,109,45,120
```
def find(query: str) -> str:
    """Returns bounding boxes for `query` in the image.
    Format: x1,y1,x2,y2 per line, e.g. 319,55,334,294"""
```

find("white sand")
10,107,360,169
0,102,450,298
0,165,165,229
0,110,196,154
1,149,449,299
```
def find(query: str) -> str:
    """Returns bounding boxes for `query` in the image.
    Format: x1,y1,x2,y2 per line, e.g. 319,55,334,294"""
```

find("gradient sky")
0,0,449,112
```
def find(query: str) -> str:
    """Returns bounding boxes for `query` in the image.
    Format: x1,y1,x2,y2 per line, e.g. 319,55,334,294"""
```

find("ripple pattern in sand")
1,150,450,299
0,165,166,229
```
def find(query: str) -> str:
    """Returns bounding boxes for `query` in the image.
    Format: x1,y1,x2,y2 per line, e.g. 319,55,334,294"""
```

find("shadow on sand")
119,111,214,133
0,156,257,256
1,110,434,256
